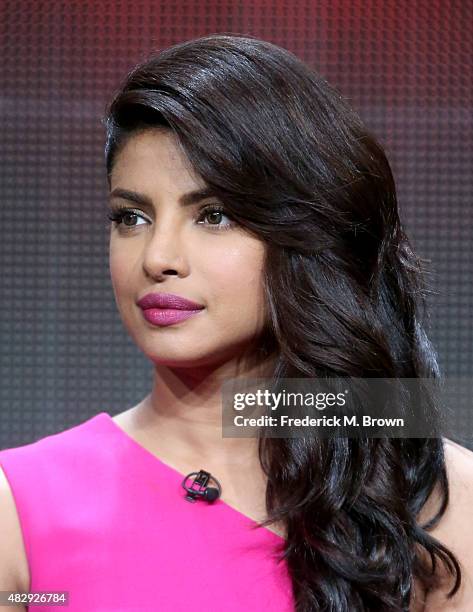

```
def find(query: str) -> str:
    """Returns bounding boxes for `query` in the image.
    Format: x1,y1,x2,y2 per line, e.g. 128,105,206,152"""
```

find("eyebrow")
108,187,216,209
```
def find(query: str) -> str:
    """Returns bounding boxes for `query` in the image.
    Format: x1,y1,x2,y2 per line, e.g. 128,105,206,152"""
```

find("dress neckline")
95,411,286,542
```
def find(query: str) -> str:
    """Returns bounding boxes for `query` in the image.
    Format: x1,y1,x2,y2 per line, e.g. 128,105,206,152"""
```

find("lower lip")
140,308,204,327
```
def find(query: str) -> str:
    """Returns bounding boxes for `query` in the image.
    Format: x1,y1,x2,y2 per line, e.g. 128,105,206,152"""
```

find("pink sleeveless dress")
0,412,294,611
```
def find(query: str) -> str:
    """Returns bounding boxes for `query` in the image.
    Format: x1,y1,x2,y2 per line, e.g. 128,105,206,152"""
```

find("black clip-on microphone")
181,469,222,503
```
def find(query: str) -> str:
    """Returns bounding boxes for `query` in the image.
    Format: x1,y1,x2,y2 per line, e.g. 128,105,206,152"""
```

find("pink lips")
137,292,205,327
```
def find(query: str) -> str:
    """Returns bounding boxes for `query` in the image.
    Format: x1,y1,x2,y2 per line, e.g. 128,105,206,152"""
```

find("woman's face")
108,128,269,369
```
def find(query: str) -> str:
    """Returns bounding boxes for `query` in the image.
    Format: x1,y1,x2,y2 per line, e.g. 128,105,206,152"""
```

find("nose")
141,222,188,280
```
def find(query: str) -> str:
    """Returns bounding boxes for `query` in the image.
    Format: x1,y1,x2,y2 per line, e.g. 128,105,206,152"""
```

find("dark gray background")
1,1,472,450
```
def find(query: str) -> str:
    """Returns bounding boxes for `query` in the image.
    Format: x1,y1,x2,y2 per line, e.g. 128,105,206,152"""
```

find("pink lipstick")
137,292,205,327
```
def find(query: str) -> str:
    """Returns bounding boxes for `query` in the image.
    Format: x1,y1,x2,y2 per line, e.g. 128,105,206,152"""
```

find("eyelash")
107,204,234,232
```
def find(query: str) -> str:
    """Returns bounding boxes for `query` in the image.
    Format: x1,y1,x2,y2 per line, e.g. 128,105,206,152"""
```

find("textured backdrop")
1,1,472,449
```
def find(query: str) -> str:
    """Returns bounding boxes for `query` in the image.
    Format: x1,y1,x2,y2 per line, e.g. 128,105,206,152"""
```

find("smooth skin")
1,129,473,610
107,128,280,532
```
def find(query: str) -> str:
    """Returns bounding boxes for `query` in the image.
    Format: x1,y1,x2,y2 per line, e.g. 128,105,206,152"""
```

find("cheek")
204,245,266,311
108,241,136,294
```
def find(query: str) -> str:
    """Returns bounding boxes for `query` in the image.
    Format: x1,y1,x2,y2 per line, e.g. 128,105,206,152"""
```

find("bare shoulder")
421,437,473,611
0,463,30,594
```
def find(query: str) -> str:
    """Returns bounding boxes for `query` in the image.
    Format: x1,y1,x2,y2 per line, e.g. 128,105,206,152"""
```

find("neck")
137,350,277,468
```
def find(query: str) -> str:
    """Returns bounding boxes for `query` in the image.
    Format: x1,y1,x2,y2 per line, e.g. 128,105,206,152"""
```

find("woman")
1,33,472,612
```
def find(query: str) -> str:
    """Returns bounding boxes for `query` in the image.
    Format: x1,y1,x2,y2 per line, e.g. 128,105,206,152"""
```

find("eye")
196,204,234,231
107,208,147,228
107,203,235,232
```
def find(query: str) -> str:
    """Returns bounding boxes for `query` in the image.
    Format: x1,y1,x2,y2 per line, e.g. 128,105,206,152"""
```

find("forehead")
110,128,205,192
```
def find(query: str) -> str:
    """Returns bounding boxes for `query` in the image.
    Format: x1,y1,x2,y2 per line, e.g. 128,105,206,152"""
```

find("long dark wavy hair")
102,33,461,611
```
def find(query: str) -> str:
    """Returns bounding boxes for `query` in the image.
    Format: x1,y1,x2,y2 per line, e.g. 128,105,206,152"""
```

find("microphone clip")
181,469,222,503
